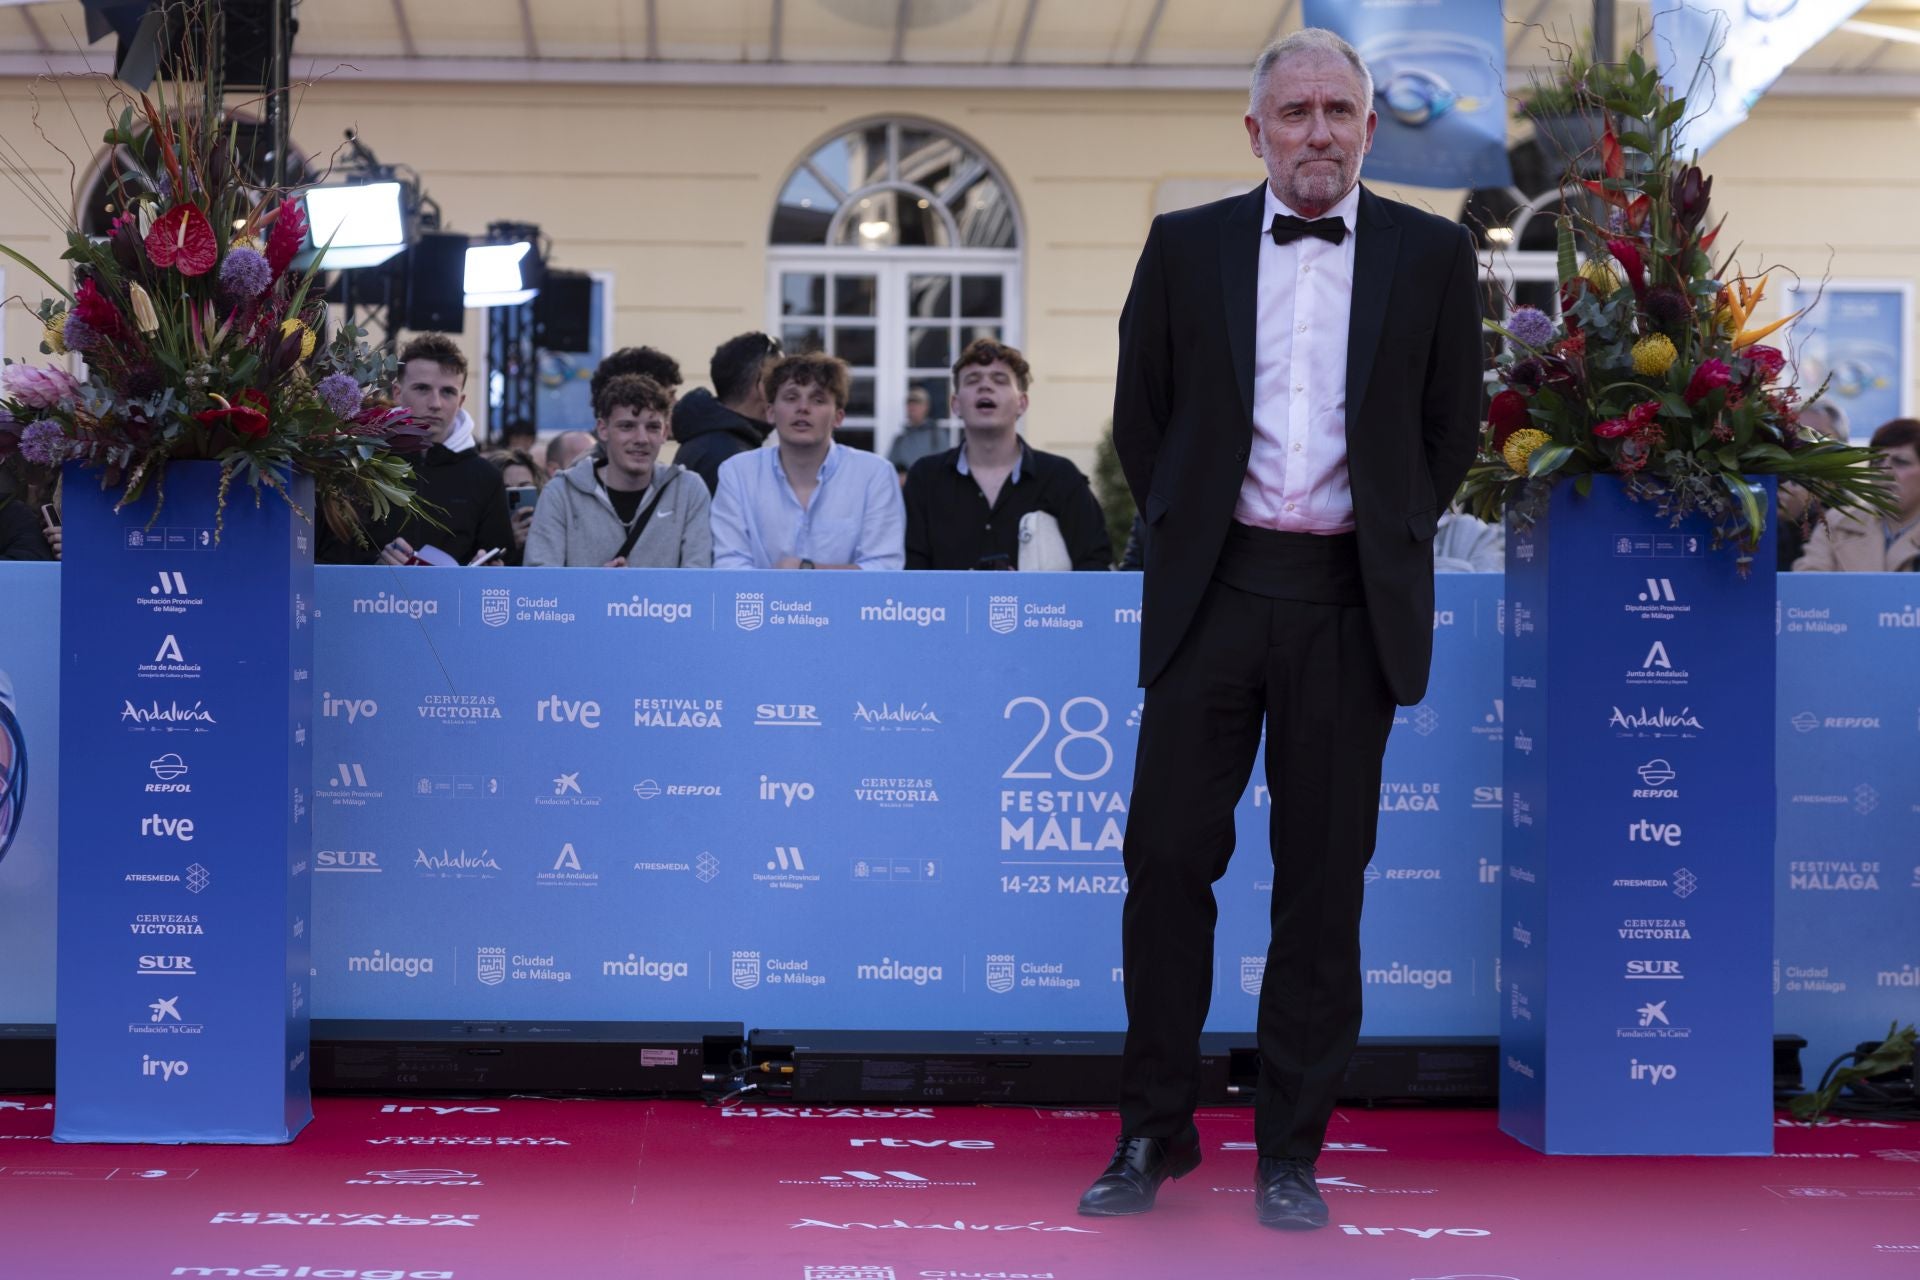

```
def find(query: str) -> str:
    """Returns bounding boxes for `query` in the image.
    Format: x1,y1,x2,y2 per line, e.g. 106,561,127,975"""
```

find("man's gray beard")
1287,168,1351,211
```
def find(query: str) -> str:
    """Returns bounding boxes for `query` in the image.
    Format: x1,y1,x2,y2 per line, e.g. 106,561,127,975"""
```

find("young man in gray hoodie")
524,374,713,568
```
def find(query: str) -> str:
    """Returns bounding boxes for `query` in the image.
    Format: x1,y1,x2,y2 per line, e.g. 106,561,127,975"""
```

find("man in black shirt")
319,333,513,566
672,331,780,494
903,339,1110,571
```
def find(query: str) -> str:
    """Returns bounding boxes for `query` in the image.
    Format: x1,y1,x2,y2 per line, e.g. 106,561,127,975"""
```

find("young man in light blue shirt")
710,352,905,570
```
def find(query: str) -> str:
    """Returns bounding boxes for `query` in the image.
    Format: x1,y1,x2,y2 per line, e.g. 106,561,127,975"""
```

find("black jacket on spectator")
672,389,769,494
319,444,513,565
0,496,52,561
903,441,1112,571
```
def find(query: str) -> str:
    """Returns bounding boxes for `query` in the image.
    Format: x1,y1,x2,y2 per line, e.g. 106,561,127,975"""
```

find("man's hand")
602,556,628,568
774,555,804,569
377,537,415,567
510,505,534,550
44,523,61,561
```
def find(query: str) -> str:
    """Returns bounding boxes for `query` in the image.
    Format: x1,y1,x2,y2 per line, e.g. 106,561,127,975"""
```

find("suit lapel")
1345,185,1399,422
1220,183,1266,425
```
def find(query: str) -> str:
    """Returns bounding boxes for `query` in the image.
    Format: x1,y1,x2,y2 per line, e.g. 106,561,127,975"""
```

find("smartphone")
506,486,537,513
41,504,60,530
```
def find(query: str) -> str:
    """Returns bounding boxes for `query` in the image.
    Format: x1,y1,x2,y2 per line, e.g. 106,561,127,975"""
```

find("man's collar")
1263,180,1361,238
776,439,839,482
955,436,1027,483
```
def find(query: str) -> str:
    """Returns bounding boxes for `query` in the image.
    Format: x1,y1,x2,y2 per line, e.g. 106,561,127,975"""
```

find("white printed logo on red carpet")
780,1170,977,1189
1765,1185,1920,1200
211,1212,482,1225
169,1269,454,1278
367,1136,569,1146
723,1107,934,1120
347,1168,485,1186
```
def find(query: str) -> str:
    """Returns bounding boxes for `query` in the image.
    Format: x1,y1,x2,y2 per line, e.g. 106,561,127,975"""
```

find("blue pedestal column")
55,461,313,1144
1499,476,1775,1155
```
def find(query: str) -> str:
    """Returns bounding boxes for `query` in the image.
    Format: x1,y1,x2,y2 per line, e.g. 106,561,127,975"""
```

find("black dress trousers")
1119,523,1396,1159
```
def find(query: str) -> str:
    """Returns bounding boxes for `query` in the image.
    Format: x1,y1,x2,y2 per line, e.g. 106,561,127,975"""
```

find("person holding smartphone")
485,448,544,561
317,334,513,567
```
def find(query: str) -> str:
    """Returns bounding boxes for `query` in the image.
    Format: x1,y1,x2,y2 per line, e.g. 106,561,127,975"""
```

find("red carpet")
2,1094,1916,1278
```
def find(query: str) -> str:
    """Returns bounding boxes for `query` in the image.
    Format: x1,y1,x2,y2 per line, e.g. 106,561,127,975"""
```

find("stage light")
1486,226,1515,246
299,180,407,270
464,239,537,309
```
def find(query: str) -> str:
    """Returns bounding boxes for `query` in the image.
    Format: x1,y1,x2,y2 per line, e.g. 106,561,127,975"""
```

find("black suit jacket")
1113,182,1482,704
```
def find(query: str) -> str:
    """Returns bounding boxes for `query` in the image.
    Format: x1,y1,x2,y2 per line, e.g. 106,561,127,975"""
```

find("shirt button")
1292,443,1303,453
1285,502,1297,512
1293,385,1303,394
1296,323,1307,333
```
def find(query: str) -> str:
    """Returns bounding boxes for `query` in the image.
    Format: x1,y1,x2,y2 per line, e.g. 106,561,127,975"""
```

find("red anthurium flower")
1488,389,1531,450
1683,359,1733,405
145,204,218,276
195,388,271,438
1596,399,1661,439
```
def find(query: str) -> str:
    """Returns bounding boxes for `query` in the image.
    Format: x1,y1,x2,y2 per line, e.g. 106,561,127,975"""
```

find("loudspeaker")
88,0,294,92
399,232,469,334
535,271,594,353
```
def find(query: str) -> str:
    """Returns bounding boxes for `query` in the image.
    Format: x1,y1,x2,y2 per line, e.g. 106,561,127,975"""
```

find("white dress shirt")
710,441,905,570
1235,181,1361,535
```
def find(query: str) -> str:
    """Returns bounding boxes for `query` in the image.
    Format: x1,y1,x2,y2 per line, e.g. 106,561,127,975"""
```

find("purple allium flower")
2,363,80,410
61,312,102,353
19,418,71,465
219,246,273,299
1507,305,1555,350
316,372,364,420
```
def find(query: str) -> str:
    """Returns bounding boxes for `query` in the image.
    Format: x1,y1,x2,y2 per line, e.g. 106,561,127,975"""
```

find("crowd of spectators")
6,329,1917,575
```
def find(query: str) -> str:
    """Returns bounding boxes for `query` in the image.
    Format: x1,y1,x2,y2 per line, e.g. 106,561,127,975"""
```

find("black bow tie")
1269,214,1347,247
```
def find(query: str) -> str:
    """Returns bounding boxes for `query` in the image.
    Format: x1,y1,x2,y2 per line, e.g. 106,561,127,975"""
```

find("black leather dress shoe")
1255,1156,1329,1230
1075,1127,1202,1216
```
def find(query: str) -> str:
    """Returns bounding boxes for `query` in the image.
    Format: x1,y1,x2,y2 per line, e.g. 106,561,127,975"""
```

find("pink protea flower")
2,363,81,410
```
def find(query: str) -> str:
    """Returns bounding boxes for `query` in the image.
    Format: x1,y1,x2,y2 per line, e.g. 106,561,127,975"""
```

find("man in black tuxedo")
1077,29,1482,1230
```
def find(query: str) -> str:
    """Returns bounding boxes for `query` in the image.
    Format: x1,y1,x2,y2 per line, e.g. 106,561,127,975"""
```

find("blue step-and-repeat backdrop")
1,565,1913,1077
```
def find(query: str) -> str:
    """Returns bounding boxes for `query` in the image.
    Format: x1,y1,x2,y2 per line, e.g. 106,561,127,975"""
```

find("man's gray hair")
1250,28,1374,115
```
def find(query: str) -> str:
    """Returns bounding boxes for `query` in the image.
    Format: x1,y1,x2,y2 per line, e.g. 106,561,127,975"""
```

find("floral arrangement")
1460,52,1892,556
0,65,427,543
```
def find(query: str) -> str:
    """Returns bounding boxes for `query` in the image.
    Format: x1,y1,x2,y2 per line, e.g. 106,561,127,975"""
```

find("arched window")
768,118,1023,455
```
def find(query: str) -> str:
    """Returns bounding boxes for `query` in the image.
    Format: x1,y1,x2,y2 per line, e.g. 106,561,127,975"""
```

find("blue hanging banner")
54,462,313,1144
1500,477,1776,1155
1301,0,1513,190
1655,0,1870,158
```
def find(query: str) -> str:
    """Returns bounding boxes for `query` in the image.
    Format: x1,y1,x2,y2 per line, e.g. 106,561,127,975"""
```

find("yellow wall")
4,77,1916,471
